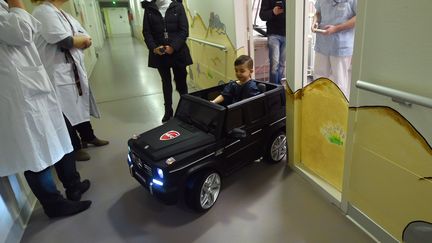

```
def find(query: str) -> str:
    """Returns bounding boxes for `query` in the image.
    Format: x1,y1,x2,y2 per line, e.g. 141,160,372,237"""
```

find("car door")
243,96,267,158
219,104,252,174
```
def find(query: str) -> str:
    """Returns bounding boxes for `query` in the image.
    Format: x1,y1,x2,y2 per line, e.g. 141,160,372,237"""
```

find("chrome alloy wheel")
270,134,287,161
199,173,221,209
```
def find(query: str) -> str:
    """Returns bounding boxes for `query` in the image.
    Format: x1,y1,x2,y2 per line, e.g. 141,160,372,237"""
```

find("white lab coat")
0,1,73,177
32,2,100,126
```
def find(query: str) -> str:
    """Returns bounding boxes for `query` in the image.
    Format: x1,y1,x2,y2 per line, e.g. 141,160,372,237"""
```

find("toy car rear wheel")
186,171,221,212
265,131,287,163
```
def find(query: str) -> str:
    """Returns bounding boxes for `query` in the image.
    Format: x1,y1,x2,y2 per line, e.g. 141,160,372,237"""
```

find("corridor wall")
343,0,432,241
286,0,432,242
184,0,248,89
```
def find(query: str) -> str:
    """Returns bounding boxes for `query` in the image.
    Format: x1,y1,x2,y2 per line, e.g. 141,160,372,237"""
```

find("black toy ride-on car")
127,81,287,212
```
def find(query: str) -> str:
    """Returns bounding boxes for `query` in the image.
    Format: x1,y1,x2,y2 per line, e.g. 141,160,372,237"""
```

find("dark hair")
234,55,253,69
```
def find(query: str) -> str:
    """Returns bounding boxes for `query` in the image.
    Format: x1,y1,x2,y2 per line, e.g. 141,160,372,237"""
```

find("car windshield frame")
176,95,225,137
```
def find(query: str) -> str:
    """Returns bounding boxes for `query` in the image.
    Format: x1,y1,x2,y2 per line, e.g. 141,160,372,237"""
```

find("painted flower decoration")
320,123,346,146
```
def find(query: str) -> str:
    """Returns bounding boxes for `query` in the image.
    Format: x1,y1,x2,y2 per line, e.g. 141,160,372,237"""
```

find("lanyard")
59,10,83,96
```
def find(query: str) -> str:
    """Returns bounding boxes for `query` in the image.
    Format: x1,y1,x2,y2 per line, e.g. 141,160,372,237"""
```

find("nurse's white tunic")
32,2,100,126
0,1,73,176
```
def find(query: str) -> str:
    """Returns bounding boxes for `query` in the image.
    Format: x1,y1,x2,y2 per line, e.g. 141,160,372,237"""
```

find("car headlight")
157,168,164,179
127,153,132,164
152,179,163,186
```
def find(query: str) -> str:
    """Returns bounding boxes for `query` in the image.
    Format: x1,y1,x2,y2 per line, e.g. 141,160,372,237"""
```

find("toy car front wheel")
265,131,287,163
186,171,221,212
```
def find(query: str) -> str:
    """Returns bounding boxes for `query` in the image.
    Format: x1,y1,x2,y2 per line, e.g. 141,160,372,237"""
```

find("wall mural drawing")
183,1,245,88
211,57,222,66
209,12,226,35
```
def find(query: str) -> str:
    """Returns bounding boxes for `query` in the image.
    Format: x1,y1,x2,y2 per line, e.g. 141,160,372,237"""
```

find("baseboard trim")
292,164,398,242
347,203,398,243
293,165,342,208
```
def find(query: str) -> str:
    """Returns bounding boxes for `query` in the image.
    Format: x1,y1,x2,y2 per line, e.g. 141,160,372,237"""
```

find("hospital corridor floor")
20,37,374,243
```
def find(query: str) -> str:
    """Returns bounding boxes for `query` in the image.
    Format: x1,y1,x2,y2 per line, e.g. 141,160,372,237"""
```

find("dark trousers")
24,151,80,207
157,66,188,108
74,121,96,142
64,116,95,151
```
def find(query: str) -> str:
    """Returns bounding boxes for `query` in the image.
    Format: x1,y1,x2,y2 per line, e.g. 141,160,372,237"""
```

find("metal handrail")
356,80,432,109
188,37,227,52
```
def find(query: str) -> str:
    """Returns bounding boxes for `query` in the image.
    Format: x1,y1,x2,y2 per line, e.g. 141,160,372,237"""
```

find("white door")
343,0,432,242
107,7,131,37
83,0,104,49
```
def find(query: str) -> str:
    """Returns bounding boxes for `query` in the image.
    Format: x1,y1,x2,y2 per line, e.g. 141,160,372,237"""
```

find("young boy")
211,55,261,105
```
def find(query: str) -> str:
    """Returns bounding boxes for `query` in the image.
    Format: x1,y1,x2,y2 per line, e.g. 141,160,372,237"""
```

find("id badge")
164,32,169,39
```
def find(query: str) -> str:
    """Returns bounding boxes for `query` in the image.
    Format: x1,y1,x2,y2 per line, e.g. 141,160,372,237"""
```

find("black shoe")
44,200,92,218
66,179,91,201
162,107,173,123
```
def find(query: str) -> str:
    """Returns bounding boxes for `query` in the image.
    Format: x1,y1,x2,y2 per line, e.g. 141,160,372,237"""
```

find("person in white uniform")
31,0,108,161
0,0,91,218
312,0,356,100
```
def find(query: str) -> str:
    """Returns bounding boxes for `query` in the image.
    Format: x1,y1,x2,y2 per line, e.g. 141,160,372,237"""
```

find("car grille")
131,152,152,177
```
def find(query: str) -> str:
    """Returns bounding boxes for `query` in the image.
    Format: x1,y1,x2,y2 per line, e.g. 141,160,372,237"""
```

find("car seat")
257,83,266,93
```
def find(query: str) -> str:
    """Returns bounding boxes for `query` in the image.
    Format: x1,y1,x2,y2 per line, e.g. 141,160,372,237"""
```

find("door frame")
286,0,344,208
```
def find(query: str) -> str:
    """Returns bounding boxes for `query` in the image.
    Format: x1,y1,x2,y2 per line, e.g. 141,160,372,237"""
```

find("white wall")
129,0,144,41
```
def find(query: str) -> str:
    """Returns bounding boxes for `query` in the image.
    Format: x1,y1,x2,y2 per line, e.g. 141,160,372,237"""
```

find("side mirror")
229,128,246,139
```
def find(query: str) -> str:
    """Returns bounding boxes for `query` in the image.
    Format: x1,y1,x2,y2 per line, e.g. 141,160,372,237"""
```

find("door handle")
419,177,432,181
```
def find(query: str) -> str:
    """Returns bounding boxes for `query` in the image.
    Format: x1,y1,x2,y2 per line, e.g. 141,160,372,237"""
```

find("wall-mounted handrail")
188,37,227,52
356,80,432,109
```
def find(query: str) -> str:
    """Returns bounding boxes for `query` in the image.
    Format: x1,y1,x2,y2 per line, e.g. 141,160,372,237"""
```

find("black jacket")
142,1,192,68
259,0,286,36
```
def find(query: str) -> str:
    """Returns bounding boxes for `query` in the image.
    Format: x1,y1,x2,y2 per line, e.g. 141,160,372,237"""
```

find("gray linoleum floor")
20,37,374,243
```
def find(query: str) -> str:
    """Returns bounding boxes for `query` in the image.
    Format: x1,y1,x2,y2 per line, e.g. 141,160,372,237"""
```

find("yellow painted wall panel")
352,107,432,177
349,146,432,241
300,78,348,190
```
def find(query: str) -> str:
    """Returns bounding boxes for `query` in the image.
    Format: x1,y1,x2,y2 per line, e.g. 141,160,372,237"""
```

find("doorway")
297,0,355,198
250,0,270,82
104,7,132,37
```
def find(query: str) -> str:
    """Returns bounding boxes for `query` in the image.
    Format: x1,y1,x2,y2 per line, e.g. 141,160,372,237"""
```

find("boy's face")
235,63,253,83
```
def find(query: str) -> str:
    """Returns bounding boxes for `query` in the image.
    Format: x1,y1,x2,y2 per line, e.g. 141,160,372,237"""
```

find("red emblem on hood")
160,130,180,141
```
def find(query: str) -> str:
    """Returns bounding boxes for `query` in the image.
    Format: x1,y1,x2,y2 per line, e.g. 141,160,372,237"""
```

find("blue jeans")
24,152,80,206
268,35,286,84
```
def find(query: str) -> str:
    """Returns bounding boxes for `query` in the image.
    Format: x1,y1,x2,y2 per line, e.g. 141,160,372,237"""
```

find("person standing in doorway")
0,0,91,218
142,0,192,123
31,0,109,161
312,0,357,99
260,0,286,85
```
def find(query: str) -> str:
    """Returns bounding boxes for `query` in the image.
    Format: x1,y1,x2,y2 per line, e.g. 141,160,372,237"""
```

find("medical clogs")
81,137,109,148
75,149,90,161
